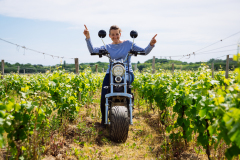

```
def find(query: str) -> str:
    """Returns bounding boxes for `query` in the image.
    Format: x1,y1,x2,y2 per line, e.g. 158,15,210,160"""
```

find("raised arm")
131,34,157,55
84,25,105,53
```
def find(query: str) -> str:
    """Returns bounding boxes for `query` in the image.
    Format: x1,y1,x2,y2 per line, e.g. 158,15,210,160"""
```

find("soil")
39,106,208,160
0,93,210,160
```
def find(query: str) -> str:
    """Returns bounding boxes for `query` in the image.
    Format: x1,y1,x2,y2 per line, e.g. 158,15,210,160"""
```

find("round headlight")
112,64,125,76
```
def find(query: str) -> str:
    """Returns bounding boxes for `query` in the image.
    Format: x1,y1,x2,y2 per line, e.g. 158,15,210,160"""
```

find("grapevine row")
133,55,240,159
0,68,103,158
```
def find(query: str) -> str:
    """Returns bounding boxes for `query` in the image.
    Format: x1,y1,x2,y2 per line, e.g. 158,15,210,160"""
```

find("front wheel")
110,106,129,142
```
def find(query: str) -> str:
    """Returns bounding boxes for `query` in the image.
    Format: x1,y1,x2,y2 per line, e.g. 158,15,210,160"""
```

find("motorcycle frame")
104,53,134,125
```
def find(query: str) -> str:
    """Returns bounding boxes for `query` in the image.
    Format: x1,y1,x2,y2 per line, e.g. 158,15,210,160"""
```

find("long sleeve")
132,42,155,55
85,38,105,53
84,39,155,73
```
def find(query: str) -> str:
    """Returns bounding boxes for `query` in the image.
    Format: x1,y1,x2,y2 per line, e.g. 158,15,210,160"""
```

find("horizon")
1,56,233,67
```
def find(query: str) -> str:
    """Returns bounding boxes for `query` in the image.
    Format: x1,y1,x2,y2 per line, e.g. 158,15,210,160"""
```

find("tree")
208,58,215,63
64,60,66,69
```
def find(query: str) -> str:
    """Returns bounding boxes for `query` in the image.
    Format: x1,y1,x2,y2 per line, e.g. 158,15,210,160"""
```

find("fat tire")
110,106,129,143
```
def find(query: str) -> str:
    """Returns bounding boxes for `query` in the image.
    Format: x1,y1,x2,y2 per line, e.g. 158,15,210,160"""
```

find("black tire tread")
110,106,129,142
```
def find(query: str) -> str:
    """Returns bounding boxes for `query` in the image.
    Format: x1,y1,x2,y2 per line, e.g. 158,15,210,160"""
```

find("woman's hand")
83,24,90,39
150,34,157,46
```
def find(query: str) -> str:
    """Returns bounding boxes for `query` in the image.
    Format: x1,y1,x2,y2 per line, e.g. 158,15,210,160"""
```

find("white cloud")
0,0,240,64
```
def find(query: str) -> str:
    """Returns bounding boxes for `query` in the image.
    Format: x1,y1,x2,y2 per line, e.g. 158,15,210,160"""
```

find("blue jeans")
100,72,134,122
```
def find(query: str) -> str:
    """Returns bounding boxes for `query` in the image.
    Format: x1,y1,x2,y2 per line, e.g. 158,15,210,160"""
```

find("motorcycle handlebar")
129,50,146,56
91,53,99,55
137,52,146,55
91,50,145,59
91,49,109,57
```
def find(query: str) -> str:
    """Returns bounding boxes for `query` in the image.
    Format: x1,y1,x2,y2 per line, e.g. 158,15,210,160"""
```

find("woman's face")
109,29,121,44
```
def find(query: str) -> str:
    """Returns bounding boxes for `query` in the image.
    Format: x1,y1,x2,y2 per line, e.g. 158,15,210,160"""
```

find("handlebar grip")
91,53,98,55
138,52,145,55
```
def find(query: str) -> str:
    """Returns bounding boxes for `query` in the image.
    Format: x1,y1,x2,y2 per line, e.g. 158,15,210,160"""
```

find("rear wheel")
110,106,129,142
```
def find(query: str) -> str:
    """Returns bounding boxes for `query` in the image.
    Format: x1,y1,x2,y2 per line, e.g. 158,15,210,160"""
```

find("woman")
83,25,157,126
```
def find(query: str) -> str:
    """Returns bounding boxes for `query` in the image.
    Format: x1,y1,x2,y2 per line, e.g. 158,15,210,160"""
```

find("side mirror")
98,30,106,38
130,30,138,38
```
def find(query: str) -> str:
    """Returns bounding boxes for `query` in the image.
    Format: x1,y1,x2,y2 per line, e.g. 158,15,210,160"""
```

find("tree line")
0,58,237,74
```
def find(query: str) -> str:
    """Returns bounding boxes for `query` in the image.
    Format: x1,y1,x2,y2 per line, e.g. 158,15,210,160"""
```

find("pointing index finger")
152,34,157,39
84,24,88,30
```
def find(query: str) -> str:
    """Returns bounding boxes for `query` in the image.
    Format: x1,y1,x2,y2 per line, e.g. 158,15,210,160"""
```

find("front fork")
104,98,109,125
104,97,133,125
129,98,133,125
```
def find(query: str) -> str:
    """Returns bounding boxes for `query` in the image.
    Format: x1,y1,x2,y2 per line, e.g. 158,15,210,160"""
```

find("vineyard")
0,54,240,159
132,57,240,159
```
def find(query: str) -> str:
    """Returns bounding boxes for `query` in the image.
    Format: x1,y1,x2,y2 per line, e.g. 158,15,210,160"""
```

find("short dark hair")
109,25,122,34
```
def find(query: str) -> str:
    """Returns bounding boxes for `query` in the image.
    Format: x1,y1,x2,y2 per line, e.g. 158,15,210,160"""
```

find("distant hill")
0,58,237,74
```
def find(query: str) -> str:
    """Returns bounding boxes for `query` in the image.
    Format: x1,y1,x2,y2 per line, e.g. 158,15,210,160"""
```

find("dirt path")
41,99,207,160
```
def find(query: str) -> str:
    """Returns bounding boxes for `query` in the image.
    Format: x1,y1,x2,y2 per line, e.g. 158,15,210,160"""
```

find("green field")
0,54,240,159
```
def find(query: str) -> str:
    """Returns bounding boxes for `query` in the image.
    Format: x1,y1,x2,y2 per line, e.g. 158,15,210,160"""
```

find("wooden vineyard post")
102,68,104,73
75,58,79,74
180,65,182,71
205,119,211,160
225,55,229,89
78,92,81,102
152,56,155,74
134,63,137,71
24,69,25,75
212,62,214,78
1,60,4,79
172,63,174,74
17,66,20,74
95,64,98,73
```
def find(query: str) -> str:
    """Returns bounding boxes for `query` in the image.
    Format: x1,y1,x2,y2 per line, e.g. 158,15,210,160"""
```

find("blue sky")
0,0,240,66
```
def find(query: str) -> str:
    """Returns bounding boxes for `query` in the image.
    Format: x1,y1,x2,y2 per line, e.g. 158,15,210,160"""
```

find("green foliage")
0,68,103,159
133,53,240,159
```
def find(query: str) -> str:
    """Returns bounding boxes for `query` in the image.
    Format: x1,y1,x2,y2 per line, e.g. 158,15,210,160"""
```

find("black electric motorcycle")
91,30,145,142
